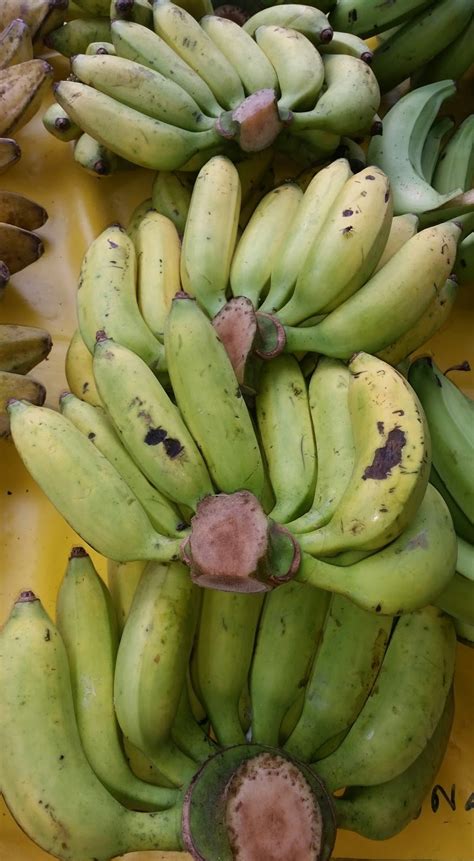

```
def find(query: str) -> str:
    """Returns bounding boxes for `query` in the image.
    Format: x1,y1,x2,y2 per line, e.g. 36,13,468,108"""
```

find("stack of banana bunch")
43,1,383,172
0,322,52,434
329,0,474,92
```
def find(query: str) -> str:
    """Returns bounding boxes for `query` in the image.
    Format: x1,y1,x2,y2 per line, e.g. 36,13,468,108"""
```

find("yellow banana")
373,212,419,274
65,327,103,407
151,170,193,235
200,14,278,95
134,210,181,341
107,558,146,633
0,323,52,374
255,25,324,111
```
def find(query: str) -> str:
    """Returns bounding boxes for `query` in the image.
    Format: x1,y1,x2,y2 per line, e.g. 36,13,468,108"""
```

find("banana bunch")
0,323,52,435
43,2,383,172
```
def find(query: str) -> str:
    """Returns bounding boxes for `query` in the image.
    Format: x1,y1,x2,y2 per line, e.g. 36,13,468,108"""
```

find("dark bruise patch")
384,190,390,202
163,437,183,458
349,8,357,22
44,628,51,642
342,209,353,217
363,426,406,480
144,426,183,459
341,226,353,235
377,421,384,434
392,409,405,416
87,432,96,441
144,427,167,445
365,175,375,180
107,239,118,249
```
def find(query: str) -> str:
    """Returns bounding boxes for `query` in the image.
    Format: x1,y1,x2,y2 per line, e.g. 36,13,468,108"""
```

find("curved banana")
8,400,183,562
236,149,274,208
43,101,82,142
0,221,43,275
313,606,456,790
65,327,103,407
329,0,429,37
373,213,419,274
77,223,165,374
56,547,178,809
180,155,241,317
200,14,278,96
435,571,474,626
92,336,213,509
0,17,32,69
110,0,153,28
59,392,184,537
45,17,112,56
278,165,392,324
0,592,183,858
255,25,324,112
0,136,21,173
153,2,244,110
151,170,192,235
288,357,355,534
243,5,333,45
457,536,474,581
455,229,474,284
0,323,51,374
260,158,353,314
74,131,131,176
283,220,461,357
0,371,45,436
250,581,330,746
230,182,303,308
413,15,474,85
319,30,373,61
420,117,455,185
430,464,474,544
86,40,117,55
171,680,218,764
255,354,316,523
195,590,264,745
285,595,392,762
134,210,181,341
114,560,198,787
0,59,53,138
165,294,265,498
126,197,154,240
432,114,474,195
107,558,146,633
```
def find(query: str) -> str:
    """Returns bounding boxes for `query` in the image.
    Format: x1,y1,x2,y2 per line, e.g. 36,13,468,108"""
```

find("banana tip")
69,546,88,559
17,590,38,603
320,27,333,44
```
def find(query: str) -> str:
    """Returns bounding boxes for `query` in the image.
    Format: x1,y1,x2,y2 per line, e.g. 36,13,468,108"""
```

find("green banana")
110,19,222,117
0,592,182,859
335,686,454,839
457,536,474,581
151,170,192,235
92,337,213,510
288,358,355,535
371,0,473,93
55,80,222,171
296,482,457,615
243,5,333,45
56,547,178,810
45,17,112,56
260,158,353,314
277,165,392,323
200,14,278,96
313,606,456,790
454,617,474,646
329,0,431,37
86,40,116,54
74,131,131,176
249,581,330,746
454,229,474,284
165,294,265,498
255,25,324,112
319,30,373,61
107,558,146,633
430,465,474,543
171,680,218,764
134,209,181,341
194,590,264,745
285,595,392,762
179,155,241,317
421,117,455,185
111,0,153,28
255,354,316,523
230,183,304,308
114,560,198,787
59,392,184,537
76,223,165,374
8,400,183,562
434,571,474,625
432,114,474,195
282,220,461,357
413,14,474,85
42,102,82,142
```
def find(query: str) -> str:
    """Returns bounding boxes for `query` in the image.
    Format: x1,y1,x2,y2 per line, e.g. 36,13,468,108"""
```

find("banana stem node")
216,89,283,153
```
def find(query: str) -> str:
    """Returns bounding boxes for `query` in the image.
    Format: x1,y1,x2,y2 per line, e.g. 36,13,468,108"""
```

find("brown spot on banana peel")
362,426,406,481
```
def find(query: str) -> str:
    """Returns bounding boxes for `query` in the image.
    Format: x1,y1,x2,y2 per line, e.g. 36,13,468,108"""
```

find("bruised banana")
0,17,33,69
0,221,43,274
0,189,47,231
0,59,53,137
0,323,52,374
0,370,46,436
0,136,21,173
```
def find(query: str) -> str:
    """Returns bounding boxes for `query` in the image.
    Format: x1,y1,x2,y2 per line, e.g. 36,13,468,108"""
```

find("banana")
334,685,454,840
376,275,459,366
0,18,33,69
65,327,103,407
0,0,66,38
373,213,419,274
77,223,165,374
420,117,455,185
8,399,184,562
45,17,112,56
134,210,181,341
297,482,457,614
260,158,353,314
430,464,474,543
107,558,146,633
367,80,462,215
74,131,133,176
0,58,53,138
454,229,474,284
43,101,82,142
0,323,52,373
86,39,117,54
243,5,333,45
413,14,474,85
153,2,244,111
282,221,461,358
171,678,218,764
250,581,330,746
72,53,216,132
179,155,241,317
371,0,473,94
0,189,47,231
285,595,392,762
330,0,431,36
255,354,316,523
313,606,456,791
230,182,303,308
195,590,264,745
435,571,474,626
200,14,278,96
92,336,213,509
0,136,21,172
432,114,474,195
278,166,392,323
457,536,474,581
319,30,373,62
236,149,274,207
255,25,324,112
151,170,192,235
59,392,185,537
296,352,430,556
56,547,179,810
0,370,45,436
127,197,154,240
0,221,44,274
114,560,198,787
110,20,222,118
111,0,153,28
408,356,474,523
288,357,355,534
55,80,222,171
289,54,380,137
0,591,182,858
166,294,266,497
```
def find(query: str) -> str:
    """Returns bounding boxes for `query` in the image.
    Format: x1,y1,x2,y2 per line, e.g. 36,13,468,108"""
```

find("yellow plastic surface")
1,66,473,861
